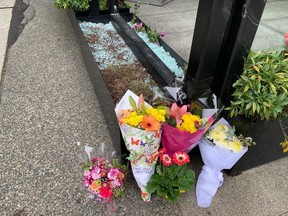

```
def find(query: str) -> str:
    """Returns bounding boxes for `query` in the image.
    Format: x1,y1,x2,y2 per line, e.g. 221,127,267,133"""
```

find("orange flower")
120,109,132,118
141,115,160,132
90,180,101,191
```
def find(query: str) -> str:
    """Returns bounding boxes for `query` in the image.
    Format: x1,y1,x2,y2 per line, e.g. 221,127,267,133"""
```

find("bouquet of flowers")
81,145,127,202
196,118,255,208
161,103,214,156
115,90,167,202
146,148,195,202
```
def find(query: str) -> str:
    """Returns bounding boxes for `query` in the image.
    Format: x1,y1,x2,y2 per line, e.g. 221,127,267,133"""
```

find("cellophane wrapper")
195,118,248,208
115,90,161,202
161,117,214,156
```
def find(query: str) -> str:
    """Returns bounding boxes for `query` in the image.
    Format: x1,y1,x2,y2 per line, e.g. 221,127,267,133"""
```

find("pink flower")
111,179,121,187
91,157,98,164
101,180,110,188
284,32,288,46
84,176,92,187
84,170,90,177
117,171,125,180
91,172,101,180
138,94,144,111
91,166,100,174
160,31,166,37
168,103,189,126
97,157,106,164
107,168,120,180
136,22,143,29
132,26,136,30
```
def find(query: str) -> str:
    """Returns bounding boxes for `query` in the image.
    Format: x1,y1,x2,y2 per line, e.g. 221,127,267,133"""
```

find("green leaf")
177,164,187,177
243,85,249,93
253,65,260,73
146,180,157,193
129,96,137,111
230,108,235,117
252,102,257,114
185,170,195,181
245,102,253,110
263,101,271,107
156,164,162,175
269,83,277,94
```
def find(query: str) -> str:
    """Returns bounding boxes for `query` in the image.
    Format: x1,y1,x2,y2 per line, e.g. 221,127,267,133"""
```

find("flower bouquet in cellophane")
115,90,167,202
196,118,255,208
81,143,128,204
161,103,214,156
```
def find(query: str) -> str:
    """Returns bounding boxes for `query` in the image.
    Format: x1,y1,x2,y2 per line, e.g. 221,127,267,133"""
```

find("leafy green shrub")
226,50,288,121
54,0,90,11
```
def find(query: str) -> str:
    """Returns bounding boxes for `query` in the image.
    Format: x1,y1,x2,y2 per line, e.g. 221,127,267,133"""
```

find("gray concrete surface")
137,0,288,61
0,0,288,215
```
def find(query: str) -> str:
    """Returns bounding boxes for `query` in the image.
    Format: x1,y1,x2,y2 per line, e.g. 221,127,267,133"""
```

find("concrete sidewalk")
0,0,288,215
137,0,288,61
0,0,15,83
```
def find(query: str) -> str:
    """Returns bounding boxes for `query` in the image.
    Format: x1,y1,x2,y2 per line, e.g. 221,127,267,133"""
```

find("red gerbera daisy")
158,148,166,155
172,152,190,165
160,154,172,166
99,187,113,199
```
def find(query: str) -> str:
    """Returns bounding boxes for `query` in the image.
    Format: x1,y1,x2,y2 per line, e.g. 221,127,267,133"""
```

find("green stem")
279,118,288,140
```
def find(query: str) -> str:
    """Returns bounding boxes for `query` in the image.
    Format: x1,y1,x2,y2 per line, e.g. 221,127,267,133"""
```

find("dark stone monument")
185,0,267,104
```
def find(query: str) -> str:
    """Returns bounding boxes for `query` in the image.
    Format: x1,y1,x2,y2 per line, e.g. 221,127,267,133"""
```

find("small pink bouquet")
161,103,214,156
82,148,127,202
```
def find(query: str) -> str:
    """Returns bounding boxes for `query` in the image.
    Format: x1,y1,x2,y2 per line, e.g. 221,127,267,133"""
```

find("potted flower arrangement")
225,44,288,175
146,148,195,202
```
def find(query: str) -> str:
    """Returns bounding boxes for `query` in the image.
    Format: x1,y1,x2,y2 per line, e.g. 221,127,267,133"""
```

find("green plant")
123,1,132,9
99,0,108,10
144,26,160,43
131,2,141,24
146,150,195,202
125,79,154,102
226,50,288,121
54,0,90,11
279,119,288,153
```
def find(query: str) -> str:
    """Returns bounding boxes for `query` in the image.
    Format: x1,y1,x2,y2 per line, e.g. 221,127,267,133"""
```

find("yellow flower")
207,129,226,141
122,111,143,127
146,108,166,122
216,139,229,148
229,138,243,152
214,124,229,132
177,114,201,133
